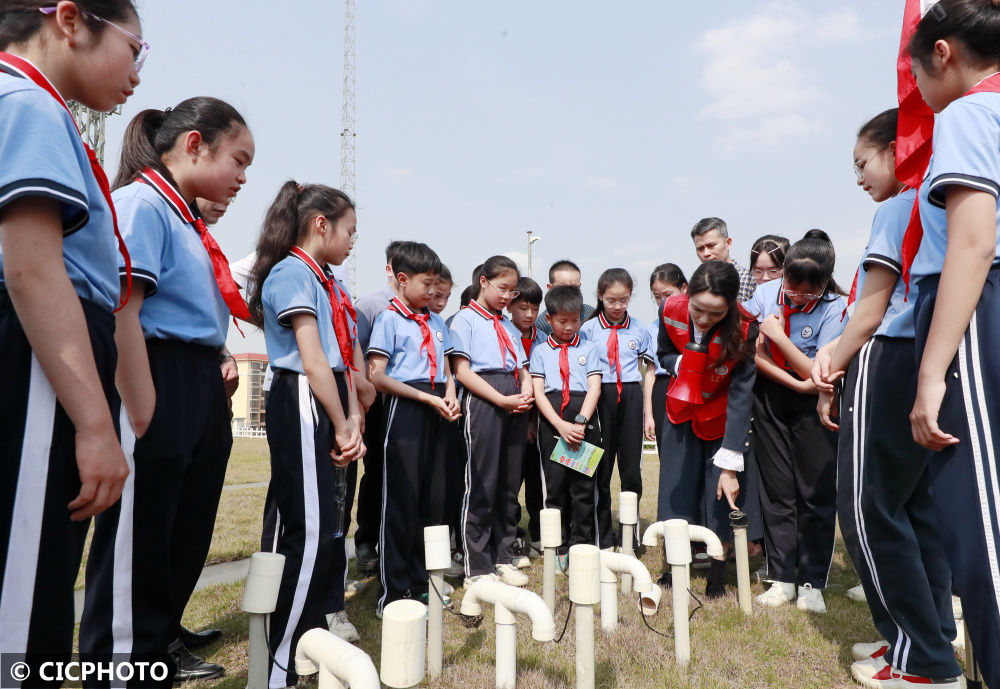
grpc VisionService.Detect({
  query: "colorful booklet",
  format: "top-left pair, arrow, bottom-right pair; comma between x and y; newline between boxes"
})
549,438 -> 604,477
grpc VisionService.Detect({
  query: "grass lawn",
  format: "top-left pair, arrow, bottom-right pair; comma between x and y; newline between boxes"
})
163,443 -> 896,689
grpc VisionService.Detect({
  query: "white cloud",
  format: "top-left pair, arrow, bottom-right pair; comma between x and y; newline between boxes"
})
697,4 -> 863,150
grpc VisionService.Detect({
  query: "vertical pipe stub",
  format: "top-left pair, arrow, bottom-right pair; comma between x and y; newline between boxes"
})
618,492 -> 638,526
729,509 -> 752,616
569,545 -> 601,605
540,508 -> 562,548
424,525 -> 452,571
380,599 -> 427,689
241,552 -> 285,613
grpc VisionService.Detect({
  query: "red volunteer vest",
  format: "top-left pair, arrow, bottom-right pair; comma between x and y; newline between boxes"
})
661,295 -> 752,441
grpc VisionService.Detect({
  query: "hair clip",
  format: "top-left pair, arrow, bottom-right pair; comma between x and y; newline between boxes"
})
163,107 -> 173,116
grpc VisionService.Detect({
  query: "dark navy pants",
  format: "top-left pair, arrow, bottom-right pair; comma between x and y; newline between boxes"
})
838,336 -> 959,678
915,269 -> 1000,686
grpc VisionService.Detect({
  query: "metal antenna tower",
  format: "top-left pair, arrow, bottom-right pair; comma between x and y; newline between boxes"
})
68,104 -> 120,166
340,0 -> 358,298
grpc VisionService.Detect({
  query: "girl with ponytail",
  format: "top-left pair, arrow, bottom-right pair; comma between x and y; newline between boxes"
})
906,1 -> 1000,681
250,182 -> 366,688
80,97 -> 254,680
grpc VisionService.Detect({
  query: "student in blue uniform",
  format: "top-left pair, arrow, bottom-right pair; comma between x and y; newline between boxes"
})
643,264 -> 688,446
905,3 -> 1000,684
656,261 -> 757,598
450,255 -> 534,587
748,235 -> 789,289
813,109 -> 961,687
0,0 -> 143,669
745,230 -> 846,614
508,277 -> 546,563
247,181 -> 364,689
530,286 -> 603,567
368,242 -> 460,616
79,97 -> 254,685
580,268 -> 654,549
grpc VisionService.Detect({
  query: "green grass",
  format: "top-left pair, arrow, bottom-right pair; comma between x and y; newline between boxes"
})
153,445 -> 895,689
224,438 -> 271,486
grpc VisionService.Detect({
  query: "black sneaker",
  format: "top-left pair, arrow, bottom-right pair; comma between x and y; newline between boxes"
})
705,581 -> 727,599
177,625 -> 221,649
356,542 -> 378,574
168,641 -> 224,684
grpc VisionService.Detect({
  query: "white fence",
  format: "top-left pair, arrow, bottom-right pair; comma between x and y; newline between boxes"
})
232,427 -> 267,438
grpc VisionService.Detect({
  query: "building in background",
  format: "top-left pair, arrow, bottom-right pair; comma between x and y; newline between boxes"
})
232,353 -> 268,434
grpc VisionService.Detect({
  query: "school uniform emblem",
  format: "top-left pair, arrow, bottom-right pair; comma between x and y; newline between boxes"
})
436,330 -> 444,341
628,340 -> 637,350
578,355 -> 587,366
715,365 -> 729,376
801,326 -> 814,339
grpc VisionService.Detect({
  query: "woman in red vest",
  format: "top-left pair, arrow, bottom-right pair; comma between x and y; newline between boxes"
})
655,261 -> 758,598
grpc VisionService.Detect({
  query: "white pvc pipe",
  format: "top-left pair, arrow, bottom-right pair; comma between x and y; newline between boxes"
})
423,525 -> 451,679
638,585 -> 661,616
672,563 -> 691,667
380,599 -> 427,689
569,545 -> 600,689
294,628 -> 380,689
687,524 -> 723,558
730,511 -> 752,616
241,552 -> 286,689
618,492 -> 638,592
495,603 -> 517,689
640,521 -> 666,549
540,508 -> 562,615
599,550 -> 653,631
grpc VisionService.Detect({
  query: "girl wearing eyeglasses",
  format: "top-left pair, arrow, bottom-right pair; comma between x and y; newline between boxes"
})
644,264 -> 688,445
580,268 -> 655,550
0,0 -> 145,662
813,107 -> 962,686
748,235 -> 789,287
744,230 -> 847,614
449,255 -> 534,588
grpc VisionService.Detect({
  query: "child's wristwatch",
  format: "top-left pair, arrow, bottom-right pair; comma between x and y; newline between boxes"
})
573,414 -> 587,425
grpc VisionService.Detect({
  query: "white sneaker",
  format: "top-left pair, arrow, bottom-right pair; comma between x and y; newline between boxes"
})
851,640 -> 888,661
850,656 -> 888,689
512,539 -> 532,569
326,610 -> 360,643
755,581 -> 796,607
872,665 -> 961,688
847,583 -> 867,602
446,550 -> 465,577
463,573 -> 499,588
495,563 -> 530,587
796,583 -> 826,613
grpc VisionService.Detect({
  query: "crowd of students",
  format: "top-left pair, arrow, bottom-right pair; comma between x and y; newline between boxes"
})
2,1 -> 1000,688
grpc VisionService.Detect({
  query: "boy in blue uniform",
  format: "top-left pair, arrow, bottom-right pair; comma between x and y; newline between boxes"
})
367,242 -> 460,616
509,277 -> 546,562
530,286 -> 603,564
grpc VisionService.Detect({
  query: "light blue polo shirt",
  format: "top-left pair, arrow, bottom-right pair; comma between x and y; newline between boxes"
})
578,312 -> 654,384
355,284 -> 396,352
647,320 -> 668,375
113,181 -> 230,347
911,90 -> 1000,282
262,254 -> 353,375
0,70 -> 119,312
449,301 -> 528,373
746,279 -> 847,359
529,335 -> 602,394
854,188 -> 918,339
368,301 -> 453,385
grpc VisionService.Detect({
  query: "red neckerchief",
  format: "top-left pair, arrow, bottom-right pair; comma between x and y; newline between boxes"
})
0,52 -> 131,311
289,246 -> 359,383
599,311 -> 630,402
467,299 -> 519,371
388,296 -> 437,388
547,333 -> 580,415
770,288 -> 818,370
137,168 -> 251,335
843,186 -> 914,320
521,325 -> 537,359
900,73 -> 1000,293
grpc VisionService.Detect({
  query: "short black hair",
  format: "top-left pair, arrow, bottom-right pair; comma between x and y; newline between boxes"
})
690,217 -> 728,240
459,284 -> 477,308
511,277 -> 542,306
544,285 -> 583,317
437,265 -> 453,284
548,260 -> 581,284
393,242 -> 443,278
385,240 -> 407,267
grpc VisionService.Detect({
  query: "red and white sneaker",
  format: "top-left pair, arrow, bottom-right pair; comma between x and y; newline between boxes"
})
851,640 -> 889,661
850,656 -> 888,689
870,665 -> 961,688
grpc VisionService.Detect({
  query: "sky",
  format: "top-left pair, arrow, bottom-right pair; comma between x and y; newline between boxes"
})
102,0 -> 906,354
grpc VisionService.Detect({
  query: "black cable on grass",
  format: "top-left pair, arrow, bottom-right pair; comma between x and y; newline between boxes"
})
687,588 -> 704,621
263,615 -> 290,673
553,601 -> 574,643
429,575 -> 467,619
635,587 -> 706,639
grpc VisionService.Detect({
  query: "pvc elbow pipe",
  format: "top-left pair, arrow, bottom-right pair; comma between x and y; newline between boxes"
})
640,521 -> 666,548
638,585 -> 661,616
460,580 -> 556,641
294,628 -> 380,689
599,550 -> 653,593
380,599 -> 427,688
687,524 -> 724,558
